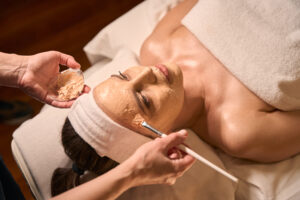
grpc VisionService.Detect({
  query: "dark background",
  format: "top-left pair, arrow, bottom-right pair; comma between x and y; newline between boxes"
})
0,0 -> 143,198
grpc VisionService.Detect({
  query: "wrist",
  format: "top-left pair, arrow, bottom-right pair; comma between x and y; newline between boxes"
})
113,158 -> 141,189
0,52 -> 28,88
117,157 -> 146,188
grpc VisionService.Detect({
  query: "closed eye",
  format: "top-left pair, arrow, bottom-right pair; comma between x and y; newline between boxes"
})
141,93 -> 151,108
135,92 -> 152,116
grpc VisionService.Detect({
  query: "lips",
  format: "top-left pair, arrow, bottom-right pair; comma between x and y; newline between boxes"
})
154,64 -> 169,82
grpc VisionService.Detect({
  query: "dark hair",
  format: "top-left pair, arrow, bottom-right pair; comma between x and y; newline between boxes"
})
51,118 -> 119,196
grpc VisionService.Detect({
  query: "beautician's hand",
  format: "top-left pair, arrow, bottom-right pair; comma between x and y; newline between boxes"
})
19,51 -> 90,108
51,130 -> 195,200
124,130 -> 195,186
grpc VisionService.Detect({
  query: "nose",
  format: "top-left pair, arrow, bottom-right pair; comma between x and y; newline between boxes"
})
131,67 -> 156,89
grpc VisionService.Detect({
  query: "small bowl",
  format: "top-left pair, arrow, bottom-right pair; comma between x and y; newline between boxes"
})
49,68 -> 84,102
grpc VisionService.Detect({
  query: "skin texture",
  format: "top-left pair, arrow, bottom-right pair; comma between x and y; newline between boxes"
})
95,0 -> 300,163
93,63 -> 184,137
142,0 -> 300,163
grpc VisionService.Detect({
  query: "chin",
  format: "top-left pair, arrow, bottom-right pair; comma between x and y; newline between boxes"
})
165,63 -> 183,87
166,63 -> 182,75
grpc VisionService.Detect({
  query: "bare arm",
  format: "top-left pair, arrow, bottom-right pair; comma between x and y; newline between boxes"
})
244,110 -> 300,162
51,131 -> 195,200
152,0 -> 198,36
0,52 -> 25,87
140,0 -> 198,65
223,109 -> 300,163
51,162 -> 133,200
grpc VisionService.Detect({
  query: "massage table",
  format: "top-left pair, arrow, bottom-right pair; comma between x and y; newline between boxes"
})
11,0 -> 300,199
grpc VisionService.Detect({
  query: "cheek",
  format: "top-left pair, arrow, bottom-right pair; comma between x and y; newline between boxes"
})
122,107 -> 142,126
157,88 -> 182,112
95,82 -> 144,126
149,88 -> 183,131
130,114 -> 144,131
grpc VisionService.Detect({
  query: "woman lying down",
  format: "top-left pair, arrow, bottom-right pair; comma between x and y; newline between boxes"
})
52,0 -> 300,198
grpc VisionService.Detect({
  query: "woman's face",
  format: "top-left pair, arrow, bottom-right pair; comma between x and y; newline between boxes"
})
93,63 -> 184,137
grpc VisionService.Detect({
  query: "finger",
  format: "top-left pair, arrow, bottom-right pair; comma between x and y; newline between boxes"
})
44,96 -> 75,108
51,100 -> 74,108
59,53 -> 81,69
168,148 -> 179,159
160,130 -> 188,153
165,177 -> 176,185
169,152 -> 182,160
169,152 -> 179,159
168,148 -> 182,159
173,154 -> 195,173
82,85 -> 91,94
54,100 -> 74,108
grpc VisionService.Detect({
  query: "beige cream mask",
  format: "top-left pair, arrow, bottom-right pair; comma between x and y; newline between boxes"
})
49,68 -> 84,101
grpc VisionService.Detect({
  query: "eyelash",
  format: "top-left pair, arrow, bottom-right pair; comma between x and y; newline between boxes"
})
141,93 -> 151,108
112,71 -> 151,109
118,71 -> 128,80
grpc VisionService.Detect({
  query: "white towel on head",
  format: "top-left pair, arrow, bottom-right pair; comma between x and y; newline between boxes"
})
182,0 -> 300,111
68,91 -> 151,163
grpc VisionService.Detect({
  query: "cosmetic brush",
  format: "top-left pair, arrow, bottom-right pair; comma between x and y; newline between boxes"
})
141,121 -> 238,183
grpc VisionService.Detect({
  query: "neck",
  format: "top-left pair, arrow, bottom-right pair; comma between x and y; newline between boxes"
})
171,64 -> 206,131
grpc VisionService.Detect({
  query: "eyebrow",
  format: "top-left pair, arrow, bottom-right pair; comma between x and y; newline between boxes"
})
110,74 -> 123,79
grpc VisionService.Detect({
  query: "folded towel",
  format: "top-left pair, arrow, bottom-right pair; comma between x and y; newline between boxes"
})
182,0 -> 300,111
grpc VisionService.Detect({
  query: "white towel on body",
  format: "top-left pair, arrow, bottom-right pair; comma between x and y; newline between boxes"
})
182,0 -> 300,111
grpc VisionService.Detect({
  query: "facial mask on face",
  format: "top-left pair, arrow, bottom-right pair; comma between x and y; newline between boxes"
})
68,91 -> 151,163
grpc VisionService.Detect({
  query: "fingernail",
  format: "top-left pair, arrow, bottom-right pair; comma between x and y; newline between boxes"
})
178,130 -> 187,136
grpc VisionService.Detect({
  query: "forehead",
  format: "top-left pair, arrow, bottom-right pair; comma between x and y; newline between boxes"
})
124,66 -> 144,73
94,79 -> 140,115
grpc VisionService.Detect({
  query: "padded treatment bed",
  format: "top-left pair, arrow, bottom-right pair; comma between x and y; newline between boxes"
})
12,0 -> 300,199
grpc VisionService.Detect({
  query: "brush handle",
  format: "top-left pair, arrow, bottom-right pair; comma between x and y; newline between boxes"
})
178,144 -> 238,183
161,133 -> 238,183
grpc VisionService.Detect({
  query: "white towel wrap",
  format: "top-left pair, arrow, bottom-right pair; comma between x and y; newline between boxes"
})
182,0 -> 300,111
68,91 -> 151,163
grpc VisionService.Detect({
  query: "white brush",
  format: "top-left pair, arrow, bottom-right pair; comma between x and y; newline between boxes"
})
141,121 -> 238,183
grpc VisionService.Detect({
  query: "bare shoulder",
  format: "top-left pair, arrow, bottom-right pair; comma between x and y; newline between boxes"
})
139,0 -> 198,65
213,92 -> 300,162
201,67 -> 279,156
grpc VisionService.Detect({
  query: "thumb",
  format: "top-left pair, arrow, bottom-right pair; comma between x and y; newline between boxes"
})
59,52 -> 81,69
161,130 -> 188,153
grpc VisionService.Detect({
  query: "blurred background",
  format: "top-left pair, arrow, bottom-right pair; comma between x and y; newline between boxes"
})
0,0 -> 143,199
